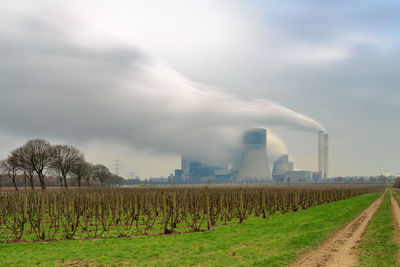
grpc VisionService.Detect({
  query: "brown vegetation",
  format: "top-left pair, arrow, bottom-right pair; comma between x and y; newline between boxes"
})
0,186 -> 370,241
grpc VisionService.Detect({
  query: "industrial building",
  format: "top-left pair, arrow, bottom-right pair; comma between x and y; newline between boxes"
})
177,156 -> 216,183
272,131 -> 329,184
272,154 -> 294,182
284,171 -> 313,183
174,128 -> 329,184
175,128 -> 273,184
272,155 -> 314,184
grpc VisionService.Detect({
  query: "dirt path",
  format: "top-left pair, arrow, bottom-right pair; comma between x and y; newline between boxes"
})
291,194 -> 384,267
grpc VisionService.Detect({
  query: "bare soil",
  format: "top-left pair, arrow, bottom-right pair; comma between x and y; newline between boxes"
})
291,194 -> 384,267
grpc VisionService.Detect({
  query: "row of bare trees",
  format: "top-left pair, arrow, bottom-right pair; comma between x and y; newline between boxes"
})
0,186 -> 370,241
0,139 -> 124,190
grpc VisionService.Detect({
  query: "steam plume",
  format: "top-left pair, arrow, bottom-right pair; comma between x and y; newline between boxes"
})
0,18 -> 326,167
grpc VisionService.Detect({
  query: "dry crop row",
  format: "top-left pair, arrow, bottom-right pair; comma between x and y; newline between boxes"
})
0,186 -> 369,241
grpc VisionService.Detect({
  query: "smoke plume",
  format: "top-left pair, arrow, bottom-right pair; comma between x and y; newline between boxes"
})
0,16 -> 326,168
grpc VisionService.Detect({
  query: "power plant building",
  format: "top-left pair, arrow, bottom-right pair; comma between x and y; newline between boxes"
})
174,128 -> 328,184
284,171 -> 313,183
272,154 -> 294,182
272,155 -> 294,175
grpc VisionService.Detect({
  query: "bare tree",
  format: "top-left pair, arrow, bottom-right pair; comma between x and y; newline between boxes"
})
53,168 -> 65,188
85,162 -> 94,186
70,158 -> 92,187
0,155 -> 20,191
19,139 -> 53,190
51,144 -> 83,189
23,169 -> 35,190
0,158 -> 5,190
92,164 -> 111,186
11,147 -> 35,190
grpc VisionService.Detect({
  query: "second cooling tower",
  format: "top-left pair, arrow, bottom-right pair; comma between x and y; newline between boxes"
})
237,128 -> 272,181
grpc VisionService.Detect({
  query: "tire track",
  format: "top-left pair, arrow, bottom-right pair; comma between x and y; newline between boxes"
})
291,194 -> 384,267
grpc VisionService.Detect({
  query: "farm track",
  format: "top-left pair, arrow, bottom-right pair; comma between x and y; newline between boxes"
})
291,193 -> 384,267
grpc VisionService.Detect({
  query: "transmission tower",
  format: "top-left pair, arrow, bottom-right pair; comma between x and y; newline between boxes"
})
112,158 -> 122,176
128,171 -> 136,180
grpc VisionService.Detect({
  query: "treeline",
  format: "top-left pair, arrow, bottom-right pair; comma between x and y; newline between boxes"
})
0,139 -> 125,190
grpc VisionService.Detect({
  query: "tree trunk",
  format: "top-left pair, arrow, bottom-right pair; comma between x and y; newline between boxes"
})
29,176 -> 34,190
63,175 -> 68,189
58,176 -> 63,188
38,173 -> 46,190
12,178 -> 18,191
205,186 -> 211,230
86,178 -> 90,186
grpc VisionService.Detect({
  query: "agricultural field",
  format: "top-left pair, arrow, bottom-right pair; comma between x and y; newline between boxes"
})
0,185 -> 399,266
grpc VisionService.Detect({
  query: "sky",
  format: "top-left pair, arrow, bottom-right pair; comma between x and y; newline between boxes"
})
0,0 -> 399,178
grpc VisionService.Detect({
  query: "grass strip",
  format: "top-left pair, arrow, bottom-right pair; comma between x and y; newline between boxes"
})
358,192 -> 398,267
0,193 -> 380,267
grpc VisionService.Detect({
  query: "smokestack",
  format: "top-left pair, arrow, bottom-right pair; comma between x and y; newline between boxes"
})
323,133 -> 328,180
318,130 -> 325,177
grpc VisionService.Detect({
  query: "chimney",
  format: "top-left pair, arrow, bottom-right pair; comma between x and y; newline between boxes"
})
318,131 -> 325,177
323,133 -> 328,180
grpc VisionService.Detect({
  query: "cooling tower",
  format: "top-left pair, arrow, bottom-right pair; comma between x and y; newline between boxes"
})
272,155 -> 292,176
237,128 -> 272,181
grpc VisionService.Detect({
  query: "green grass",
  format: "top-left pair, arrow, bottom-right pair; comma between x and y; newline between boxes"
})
0,193 -> 381,267
357,192 -> 399,267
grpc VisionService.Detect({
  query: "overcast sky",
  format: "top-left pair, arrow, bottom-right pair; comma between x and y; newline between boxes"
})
0,0 -> 399,178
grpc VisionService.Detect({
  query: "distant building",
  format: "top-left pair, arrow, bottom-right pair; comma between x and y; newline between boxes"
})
272,154 -> 294,182
189,161 -> 215,182
173,127 -> 328,185
174,169 -> 183,181
284,171 -> 313,183
176,155 -> 219,184
313,172 -> 323,183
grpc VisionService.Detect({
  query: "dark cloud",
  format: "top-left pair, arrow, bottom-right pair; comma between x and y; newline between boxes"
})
0,17 -> 326,168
